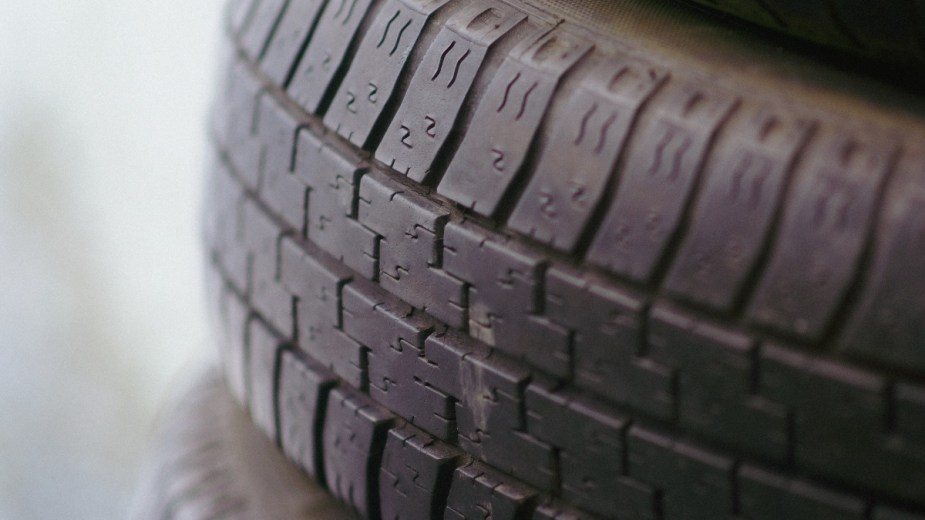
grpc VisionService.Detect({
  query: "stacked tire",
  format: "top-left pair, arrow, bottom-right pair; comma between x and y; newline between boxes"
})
193,0 -> 925,518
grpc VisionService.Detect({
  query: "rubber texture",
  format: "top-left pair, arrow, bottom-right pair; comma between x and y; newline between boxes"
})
129,367 -> 356,520
674,0 -> 925,69
205,0 -> 925,518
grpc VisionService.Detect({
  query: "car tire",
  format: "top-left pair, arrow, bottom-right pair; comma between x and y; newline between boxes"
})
204,0 -> 925,517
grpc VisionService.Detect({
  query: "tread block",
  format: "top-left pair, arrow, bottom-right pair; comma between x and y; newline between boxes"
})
526,384 -> 629,517
468,427 -> 557,493
445,461 -> 538,520
379,425 -> 461,520
221,288 -> 251,406
259,0 -> 327,85
279,238 -> 366,387
648,304 -> 789,461
279,237 -> 350,333
616,357 -> 677,422
342,282 -> 433,348
509,56 -> 667,251
760,343 -> 885,448
438,27 -> 592,216
760,344 -> 887,421
537,476 -> 660,520
203,156 -> 232,255
221,62 -> 265,191
278,349 -> 336,480
895,383 -> 925,445
318,329 -> 368,390
206,160 -> 249,290
342,285 -> 454,438
255,93 -> 309,231
240,0 -> 288,59
326,0 -> 450,148
874,507 -> 925,520
627,426 -> 736,520
375,0 -> 527,181
854,434 -> 925,505
243,197 -> 280,282
758,345 -> 925,503
443,223 -> 570,378
738,465 -> 866,520
288,0 -> 375,114
681,391 -> 788,463
609,477 -> 660,520
532,502 -> 601,520
358,173 -> 467,328
587,82 -> 738,283
747,131 -> 894,340
455,352 -> 556,491
414,329 -> 492,406
841,153 -> 925,372
544,268 -> 675,418
322,388 -> 394,518
664,106 -> 813,311
243,200 -> 295,337
247,317 -> 284,439
293,129 -> 379,278
415,330 -> 556,490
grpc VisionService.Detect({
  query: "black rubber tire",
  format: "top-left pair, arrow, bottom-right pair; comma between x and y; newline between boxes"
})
129,367 -> 356,520
673,0 -> 925,70
205,0 -> 925,518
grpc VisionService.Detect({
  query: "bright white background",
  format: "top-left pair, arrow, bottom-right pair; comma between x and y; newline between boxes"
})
0,1 -> 225,518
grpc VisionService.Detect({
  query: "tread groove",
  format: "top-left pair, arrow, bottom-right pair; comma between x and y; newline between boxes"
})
204,0 -> 925,517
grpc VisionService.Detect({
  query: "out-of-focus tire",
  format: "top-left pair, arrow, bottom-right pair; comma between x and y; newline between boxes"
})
674,0 -> 925,69
129,367 -> 356,520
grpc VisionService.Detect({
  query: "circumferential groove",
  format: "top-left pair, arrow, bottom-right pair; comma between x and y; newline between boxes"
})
205,0 -> 925,517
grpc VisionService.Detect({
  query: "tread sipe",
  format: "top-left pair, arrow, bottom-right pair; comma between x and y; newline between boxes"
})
205,0 -> 925,518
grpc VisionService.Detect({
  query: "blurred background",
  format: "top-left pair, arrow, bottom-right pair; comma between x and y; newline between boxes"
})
0,0 -> 224,518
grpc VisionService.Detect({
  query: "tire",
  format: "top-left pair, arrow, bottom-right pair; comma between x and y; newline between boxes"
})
204,0 -> 925,518
129,367 -> 355,520
673,0 -> 925,69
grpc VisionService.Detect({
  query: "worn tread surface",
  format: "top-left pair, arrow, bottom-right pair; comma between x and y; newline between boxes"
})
205,0 -> 925,518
